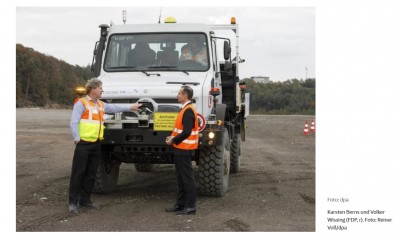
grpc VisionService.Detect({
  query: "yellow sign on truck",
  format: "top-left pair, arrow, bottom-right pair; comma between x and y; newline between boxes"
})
153,112 -> 178,131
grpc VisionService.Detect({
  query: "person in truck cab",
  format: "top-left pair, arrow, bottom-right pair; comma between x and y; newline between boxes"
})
180,37 -> 207,66
68,78 -> 141,214
128,42 -> 156,67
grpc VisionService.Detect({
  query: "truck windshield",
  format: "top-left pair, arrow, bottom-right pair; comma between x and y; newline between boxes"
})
104,33 -> 209,72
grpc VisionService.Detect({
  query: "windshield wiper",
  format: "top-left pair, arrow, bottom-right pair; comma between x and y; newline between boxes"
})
179,70 -> 189,75
141,70 -> 160,77
107,66 -> 137,71
140,70 -> 150,76
148,66 -> 189,75
106,66 -> 160,76
166,82 -> 200,86
148,66 -> 176,69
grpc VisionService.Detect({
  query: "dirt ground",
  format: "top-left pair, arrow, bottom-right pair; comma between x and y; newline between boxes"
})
16,108 -> 315,232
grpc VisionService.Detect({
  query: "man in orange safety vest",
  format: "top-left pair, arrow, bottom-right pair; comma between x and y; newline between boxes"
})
165,85 -> 199,215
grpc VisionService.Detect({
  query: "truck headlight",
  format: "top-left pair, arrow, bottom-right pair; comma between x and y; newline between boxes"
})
208,132 -> 215,139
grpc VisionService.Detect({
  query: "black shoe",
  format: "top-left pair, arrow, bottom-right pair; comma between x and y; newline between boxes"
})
175,207 -> 196,215
165,205 -> 184,212
68,204 -> 79,214
79,201 -> 100,209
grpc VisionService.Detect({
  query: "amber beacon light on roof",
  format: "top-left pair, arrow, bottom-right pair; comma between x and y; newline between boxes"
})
164,16 -> 177,23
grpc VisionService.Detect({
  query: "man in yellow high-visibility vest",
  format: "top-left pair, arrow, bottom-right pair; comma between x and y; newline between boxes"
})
68,78 -> 141,214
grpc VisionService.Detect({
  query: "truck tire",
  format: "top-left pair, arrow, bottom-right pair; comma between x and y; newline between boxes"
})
230,133 -> 241,173
93,146 -> 120,193
198,128 -> 230,197
134,163 -> 154,172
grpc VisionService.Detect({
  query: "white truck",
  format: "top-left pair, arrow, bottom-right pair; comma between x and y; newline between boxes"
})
86,17 -> 249,197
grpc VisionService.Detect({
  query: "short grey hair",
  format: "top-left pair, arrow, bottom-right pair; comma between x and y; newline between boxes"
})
85,78 -> 102,94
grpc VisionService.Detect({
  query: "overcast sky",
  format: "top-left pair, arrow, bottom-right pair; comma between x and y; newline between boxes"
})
16,7 -> 315,82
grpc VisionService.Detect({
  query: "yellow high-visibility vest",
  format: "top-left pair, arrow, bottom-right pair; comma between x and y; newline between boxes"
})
78,97 -> 105,142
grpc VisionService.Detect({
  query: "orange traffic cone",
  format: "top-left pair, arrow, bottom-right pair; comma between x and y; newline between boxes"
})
310,119 -> 315,133
304,121 -> 309,136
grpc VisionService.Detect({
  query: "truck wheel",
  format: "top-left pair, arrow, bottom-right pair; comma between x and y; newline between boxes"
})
93,146 -> 120,194
198,128 -> 230,197
134,163 -> 154,172
230,133 -> 241,173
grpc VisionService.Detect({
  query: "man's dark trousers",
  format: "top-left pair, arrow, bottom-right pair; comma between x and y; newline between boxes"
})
69,141 -> 101,204
174,152 -> 196,208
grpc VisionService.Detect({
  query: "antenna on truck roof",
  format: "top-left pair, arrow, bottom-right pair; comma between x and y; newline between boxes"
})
123,10 -> 127,24
158,7 -> 162,24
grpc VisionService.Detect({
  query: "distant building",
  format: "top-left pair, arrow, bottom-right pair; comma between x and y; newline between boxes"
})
251,76 -> 270,83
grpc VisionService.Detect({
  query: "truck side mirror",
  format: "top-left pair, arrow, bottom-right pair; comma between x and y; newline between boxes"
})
223,41 -> 231,60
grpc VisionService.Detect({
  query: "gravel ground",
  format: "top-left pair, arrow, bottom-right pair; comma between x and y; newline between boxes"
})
16,108 -> 315,232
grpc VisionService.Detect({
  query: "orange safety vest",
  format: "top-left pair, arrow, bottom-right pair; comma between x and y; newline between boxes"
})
171,103 -> 199,150
78,97 -> 105,142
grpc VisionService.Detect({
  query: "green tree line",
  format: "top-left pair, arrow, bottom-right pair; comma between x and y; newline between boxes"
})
243,78 -> 315,115
16,44 -> 91,108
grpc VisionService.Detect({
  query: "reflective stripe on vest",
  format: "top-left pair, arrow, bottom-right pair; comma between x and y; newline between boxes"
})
171,103 -> 199,150
78,97 -> 105,142
173,128 -> 199,135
